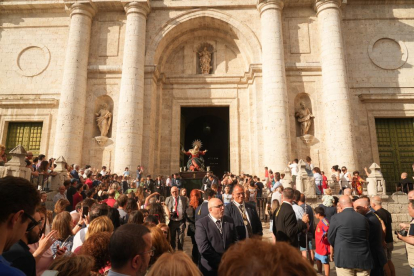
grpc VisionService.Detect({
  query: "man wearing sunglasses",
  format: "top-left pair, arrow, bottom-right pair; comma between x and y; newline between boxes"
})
3,211 -> 47,276
0,176 -> 40,276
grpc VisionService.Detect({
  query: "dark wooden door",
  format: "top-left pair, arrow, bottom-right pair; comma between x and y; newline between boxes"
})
375,118 -> 414,192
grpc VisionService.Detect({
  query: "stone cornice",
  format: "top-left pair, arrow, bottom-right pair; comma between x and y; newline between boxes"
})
0,98 -> 58,107
257,0 -> 284,15
358,93 -> 414,103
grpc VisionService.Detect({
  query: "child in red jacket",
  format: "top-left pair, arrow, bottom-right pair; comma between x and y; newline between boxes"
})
314,207 -> 333,276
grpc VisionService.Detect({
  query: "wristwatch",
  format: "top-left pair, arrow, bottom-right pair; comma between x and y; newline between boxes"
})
78,224 -> 83,227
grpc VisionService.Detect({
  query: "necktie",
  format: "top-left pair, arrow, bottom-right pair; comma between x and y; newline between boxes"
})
175,197 -> 179,217
216,220 -> 222,234
239,204 -> 253,237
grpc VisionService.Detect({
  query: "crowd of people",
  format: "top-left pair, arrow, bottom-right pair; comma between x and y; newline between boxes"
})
1,151 -> 414,276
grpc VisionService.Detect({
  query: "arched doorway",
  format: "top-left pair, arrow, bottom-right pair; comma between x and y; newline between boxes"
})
181,107 -> 229,176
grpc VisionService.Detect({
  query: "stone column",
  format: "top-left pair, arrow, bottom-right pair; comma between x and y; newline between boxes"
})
114,1 -> 150,174
315,0 -> 356,168
257,0 -> 291,172
53,3 -> 96,165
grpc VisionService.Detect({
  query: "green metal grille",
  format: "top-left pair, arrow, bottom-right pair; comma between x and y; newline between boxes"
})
375,118 -> 414,193
6,122 -> 43,158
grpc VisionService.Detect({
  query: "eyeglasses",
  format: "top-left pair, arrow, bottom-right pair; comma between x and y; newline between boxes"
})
140,247 -> 155,257
24,212 -> 43,232
212,204 -> 224,209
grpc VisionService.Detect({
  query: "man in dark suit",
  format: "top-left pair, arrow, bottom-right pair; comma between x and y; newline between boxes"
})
201,171 -> 212,191
354,197 -> 387,276
328,195 -> 373,275
165,186 -> 188,250
272,187 -> 309,247
224,184 -> 262,240
196,188 -> 216,221
172,173 -> 182,190
195,198 -> 237,276
144,175 -> 155,194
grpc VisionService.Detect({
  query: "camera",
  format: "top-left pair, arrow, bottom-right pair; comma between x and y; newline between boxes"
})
395,229 -> 408,237
170,211 -> 178,220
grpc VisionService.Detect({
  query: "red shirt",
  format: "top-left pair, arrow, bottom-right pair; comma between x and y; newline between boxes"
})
315,218 -> 330,255
72,192 -> 83,210
85,178 -> 93,189
103,198 -> 116,208
322,175 -> 328,189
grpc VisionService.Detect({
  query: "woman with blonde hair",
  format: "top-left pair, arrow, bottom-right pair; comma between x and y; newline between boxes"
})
54,199 -> 70,215
51,211 -> 74,255
48,255 -> 94,276
147,251 -> 201,276
85,215 -> 114,240
157,223 -> 171,243
148,226 -> 173,266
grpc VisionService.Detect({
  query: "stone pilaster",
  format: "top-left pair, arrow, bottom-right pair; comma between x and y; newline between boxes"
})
114,1 -> 150,174
257,0 -> 291,173
53,3 -> 96,165
315,0 -> 356,169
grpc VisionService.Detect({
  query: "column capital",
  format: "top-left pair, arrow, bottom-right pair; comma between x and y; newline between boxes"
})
65,2 -> 97,19
314,0 -> 341,15
257,0 -> 284,16
123,1 -> 151,17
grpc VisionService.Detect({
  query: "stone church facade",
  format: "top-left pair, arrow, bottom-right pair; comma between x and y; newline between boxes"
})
1,0 -> 413,185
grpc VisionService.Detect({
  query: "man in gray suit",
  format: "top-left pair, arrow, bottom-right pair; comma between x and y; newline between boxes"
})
165,186 -> 188,250
328,196 -> 373,276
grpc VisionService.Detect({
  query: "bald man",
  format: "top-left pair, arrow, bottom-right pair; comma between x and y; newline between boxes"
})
195,198 -> 237,276
165,186 -> 188,250
328,196 -> 373,276
371,196 -> 394,269
408,190 -> 414,200
354,198 -> 387,276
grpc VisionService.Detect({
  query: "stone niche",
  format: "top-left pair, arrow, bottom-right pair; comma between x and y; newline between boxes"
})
294,93 -> 314,138
94,95 -> 114,139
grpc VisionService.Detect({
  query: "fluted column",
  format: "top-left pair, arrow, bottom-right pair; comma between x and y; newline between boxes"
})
114,1 -> 150,174
257,0 -> 291,172
315,0 -> 356,168
53,3 -> 95,164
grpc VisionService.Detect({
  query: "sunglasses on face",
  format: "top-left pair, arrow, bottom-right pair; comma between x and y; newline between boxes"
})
24,212 -> 43,232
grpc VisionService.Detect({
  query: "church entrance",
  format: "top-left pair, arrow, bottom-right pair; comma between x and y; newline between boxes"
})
180,107 -> 229,176
375,118 -> 414,192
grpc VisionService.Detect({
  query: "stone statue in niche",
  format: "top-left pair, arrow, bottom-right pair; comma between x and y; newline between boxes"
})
198,47 -> 212,74
295,101 -> 314,136
96,103 -> 112,137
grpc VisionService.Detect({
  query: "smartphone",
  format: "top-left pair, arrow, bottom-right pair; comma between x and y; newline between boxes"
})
82,206 -> 88,218
42,271 -> 59,276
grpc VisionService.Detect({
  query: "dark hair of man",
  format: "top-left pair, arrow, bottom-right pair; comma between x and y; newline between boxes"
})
333,196 -> 339,205
76,183 -> 83,191
108,208 -> 121,229
102,166 -> 106,169
314,207 -> 325,217
293,190 -> 301,203
82,198 -> 96,208
249,182 -> 255,187
146,175 -> 151,178
63,180 -> 71,188
282,188 -> 294,200
203,188 -> 216,200
89,203 -> 109,222
144,215 -> 159,225
294,159 -> 299,163
359,195 -> 370,204
25,160 -> 31,167
128,210 -> 144,224
38,154 -> 45,161
75,202 -> 82,211
0,176 -> 40,223
33,157 -> 39,163
299,193 -> 306,203
211,183 -> 218,190
109,224 -> 150,269
117,195 -> 128,208
86,189 -> 94,198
